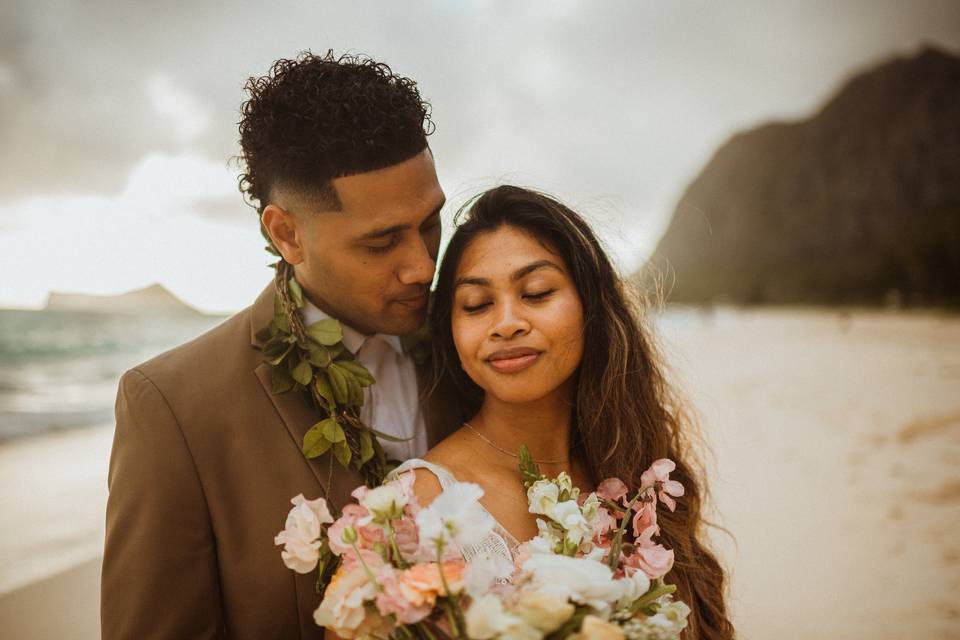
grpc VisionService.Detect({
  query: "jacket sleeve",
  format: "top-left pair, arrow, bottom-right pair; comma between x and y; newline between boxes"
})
101,368 -> 225,639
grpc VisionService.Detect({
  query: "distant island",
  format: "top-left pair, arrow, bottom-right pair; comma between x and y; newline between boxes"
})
44,284 -> 202,315
638,45 -> 960,307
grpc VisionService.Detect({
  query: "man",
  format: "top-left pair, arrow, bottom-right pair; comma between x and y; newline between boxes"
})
102,52 -> 460,639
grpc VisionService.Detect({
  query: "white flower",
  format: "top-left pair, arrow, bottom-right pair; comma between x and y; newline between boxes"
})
534,518 -> 563,552
466,595 -> 543,640
527,479 -> 560,516
551,500 -> 591,546
514,592 -> 575,633
274,494 -> 333,573
620,599 -> 691,640
415,482 -> 495,552
615,570 -> 651,609
464,554 -> 516,598
359,484 -> 407,522
522,554 -> 628,611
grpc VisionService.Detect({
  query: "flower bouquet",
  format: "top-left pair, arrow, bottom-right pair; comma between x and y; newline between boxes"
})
275,449 -> 690,639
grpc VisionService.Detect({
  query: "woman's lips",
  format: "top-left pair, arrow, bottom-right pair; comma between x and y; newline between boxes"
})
486,347 -> 542,373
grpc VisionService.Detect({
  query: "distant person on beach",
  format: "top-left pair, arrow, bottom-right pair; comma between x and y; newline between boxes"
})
101,52 -> 460,639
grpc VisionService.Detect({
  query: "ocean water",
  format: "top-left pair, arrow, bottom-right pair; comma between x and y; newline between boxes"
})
0,310 -> 227,440
0,305 -> 714,442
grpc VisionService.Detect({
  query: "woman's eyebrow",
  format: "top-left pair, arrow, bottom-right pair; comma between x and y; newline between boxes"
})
455,259 -> 563,288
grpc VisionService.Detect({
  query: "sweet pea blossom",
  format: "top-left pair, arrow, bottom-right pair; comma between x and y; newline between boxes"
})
551,500 -> 592,546
359,484 -> 408,522
313,565 -> 389,639
465,594 -> 527,640
631,498 -> 659,538
273,494 -> 334,573
415,481 -> 495,552
527,479 -> 560,516
374,565 -> 433,624
522,553 -> 627,610
623,526 -> 675,580
640,459 -> 685,512
464,554 -> 517,598
597,477 -> 629,504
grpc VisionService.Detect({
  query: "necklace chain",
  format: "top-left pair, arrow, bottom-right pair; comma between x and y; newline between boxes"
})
463,422 -> 569,465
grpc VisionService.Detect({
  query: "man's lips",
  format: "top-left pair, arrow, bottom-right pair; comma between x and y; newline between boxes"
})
394,292 -> 428,310
485,347 -> 542,373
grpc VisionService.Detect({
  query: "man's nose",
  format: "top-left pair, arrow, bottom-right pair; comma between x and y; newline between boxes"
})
396,237 -> 436,286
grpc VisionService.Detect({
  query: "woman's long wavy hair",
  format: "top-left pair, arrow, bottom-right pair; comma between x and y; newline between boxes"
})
430,185 -> 735,640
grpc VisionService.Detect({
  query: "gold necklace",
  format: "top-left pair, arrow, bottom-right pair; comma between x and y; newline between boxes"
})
463,422 -> 569,465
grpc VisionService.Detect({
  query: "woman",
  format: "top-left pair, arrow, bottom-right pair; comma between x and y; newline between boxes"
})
391,185 -> 734,639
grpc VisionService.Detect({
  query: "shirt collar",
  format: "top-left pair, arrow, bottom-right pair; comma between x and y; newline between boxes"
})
301,298 -> 405,357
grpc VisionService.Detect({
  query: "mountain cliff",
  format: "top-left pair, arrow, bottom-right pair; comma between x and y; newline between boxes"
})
640,46 -> 960,306
44,284 -> 200,314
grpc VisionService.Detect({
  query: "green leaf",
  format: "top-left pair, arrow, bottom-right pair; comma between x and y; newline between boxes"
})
326,363 -> 350,405
306,318 -> 343,346
336,360 -> 376,386
271,365 -> 295,394
288,278 -> 304,309
303,422 -> 334,458
254,322 -> 276,343
359,430 -> 375,464
322,418 -> 346,443
314,372 -> 335,406
518,444 -> 544,489
264,339 -> 294,365
306,344 -> 332,368
291,359 -> 313,386
344,372 -> 364,406
333,439 -> 352,466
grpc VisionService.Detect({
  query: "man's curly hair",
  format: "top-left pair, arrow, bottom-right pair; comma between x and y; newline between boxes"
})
238,51 -> 434,213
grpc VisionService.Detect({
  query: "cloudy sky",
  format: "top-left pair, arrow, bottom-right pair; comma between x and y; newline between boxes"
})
1,0 -> 958,312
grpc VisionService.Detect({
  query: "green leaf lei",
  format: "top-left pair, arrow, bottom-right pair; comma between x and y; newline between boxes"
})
259,260 -> 429,487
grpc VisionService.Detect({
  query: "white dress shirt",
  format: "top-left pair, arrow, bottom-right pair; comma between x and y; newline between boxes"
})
301,300 -> 427,461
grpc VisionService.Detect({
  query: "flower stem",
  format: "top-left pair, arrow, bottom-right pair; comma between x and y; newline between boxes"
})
351,541 -> 382,592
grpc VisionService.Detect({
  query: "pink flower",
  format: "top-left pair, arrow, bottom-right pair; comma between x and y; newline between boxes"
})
328,504 -> 374,555
640,459 -> 685,512
374,566 -> 433,624
339,547 -> 386,574
398,561 -> 466,608
392,514 -> 422,562
625,543 -> 675,580
592,506 -> 619,540
597,478 -> 629,504
623,525 -> 675,580
631,498 -> 658,538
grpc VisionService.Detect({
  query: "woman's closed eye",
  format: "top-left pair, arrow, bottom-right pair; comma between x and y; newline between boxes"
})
461,289 -> 556,313
523,289 -> 555,302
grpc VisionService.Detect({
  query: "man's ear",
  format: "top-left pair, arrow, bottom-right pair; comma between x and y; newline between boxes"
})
261,204 -> 304,264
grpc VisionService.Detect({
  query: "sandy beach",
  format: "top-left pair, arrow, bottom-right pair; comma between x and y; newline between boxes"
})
1,308 -> 958,639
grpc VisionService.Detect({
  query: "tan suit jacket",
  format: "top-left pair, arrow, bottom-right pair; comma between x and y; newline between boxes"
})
101,284 -> 462,639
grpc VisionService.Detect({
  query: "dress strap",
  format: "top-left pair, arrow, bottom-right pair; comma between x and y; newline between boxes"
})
388,458 -> 459,491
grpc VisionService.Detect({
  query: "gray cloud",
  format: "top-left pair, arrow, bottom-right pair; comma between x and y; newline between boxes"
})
1,0 -> 958,245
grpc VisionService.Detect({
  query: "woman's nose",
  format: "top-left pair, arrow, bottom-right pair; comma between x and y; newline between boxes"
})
491,300 -> 530,339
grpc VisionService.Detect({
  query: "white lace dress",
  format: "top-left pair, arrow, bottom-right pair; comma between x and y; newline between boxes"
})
387,458 -> 520,573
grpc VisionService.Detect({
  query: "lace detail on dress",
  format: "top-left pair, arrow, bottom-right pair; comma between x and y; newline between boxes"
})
387,458 -> 520,572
